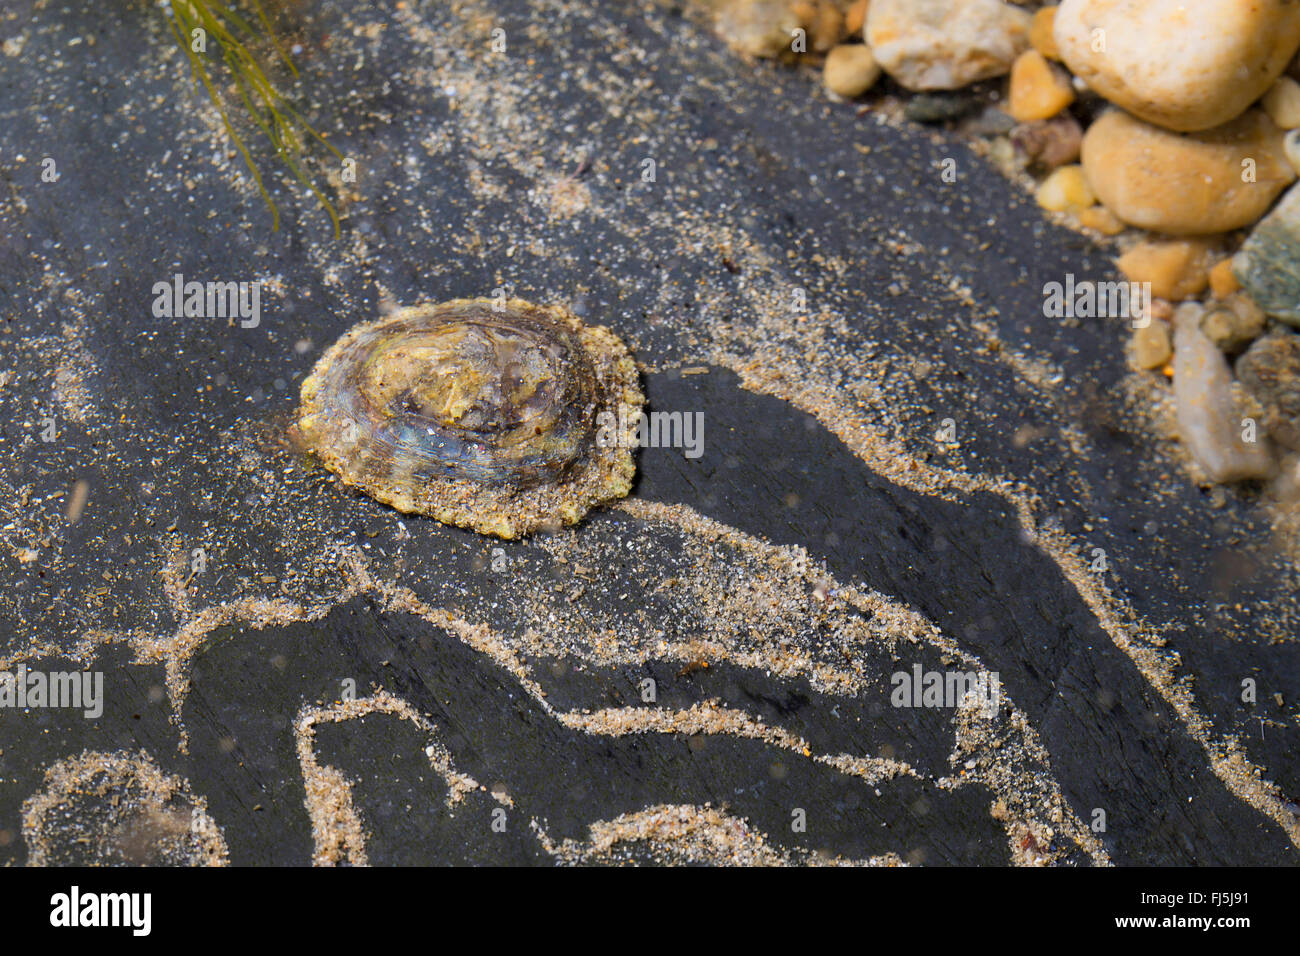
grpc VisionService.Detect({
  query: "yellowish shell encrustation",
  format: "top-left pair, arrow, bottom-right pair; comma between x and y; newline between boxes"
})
295,298 -> 645,538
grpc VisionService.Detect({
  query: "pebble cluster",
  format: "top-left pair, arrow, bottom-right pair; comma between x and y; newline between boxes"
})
710,0 -> 1300,485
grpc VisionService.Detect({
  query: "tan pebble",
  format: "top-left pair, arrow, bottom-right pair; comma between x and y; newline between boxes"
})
1199,295 -> 1265,354
1035,164 -> 1094,212
1081,109 -> 1295,235
1117,238 -> 1215,300
866,0 -> 1031,91
1208,258 -> 1241,298
1076,204 -> 1124,235
1029,6 -> 1060,60
796,0 -> 844,53
1054,0 -> 1300,132
844,0 -> 869,37
1132,321 -> 1172,370
715,0 -> 803,58
824,44 -> 882,98
1008,49 -> 1074,122
1263,76 -> 1300,130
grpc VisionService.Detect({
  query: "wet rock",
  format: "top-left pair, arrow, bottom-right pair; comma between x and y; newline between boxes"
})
1010,113 -> 1082,173
1173,303 -> 1276,482
1081,109 -> 1295,235
1236,330 -> 1300,452
866,0 -> 1031,91
1233,183 -> 1300,327
1054,0 -> 1300,132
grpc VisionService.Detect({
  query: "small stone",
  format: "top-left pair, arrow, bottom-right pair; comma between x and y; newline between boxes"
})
1263,76 -> 1300,130
1173,303 -> 1275,482
1233,182 -> 1300,326
714,0 -> 802,59
1076,205 -> 1124,235
1035,163 -> 1094,212
1054,0 -> 1300,132
1010,113 -> 1082,172
1208,258 -> 1241,299
1081,109 -> 1295,235
1199,294 -> 1266,355
903,92 -> 978,124
1131,321 -> 1172,370
1029,6 -> 1059,60
1035,166 -> 1093,214
866,0 -> 1031,91
1007,49 -> 1075,122
823,44 -> 881,98
1236,330 -> 1300,451
1286,129 -> 1300,176
794,0 -> 844,53
1116,238 -> 1214,301
965,104 -> 1017,136
844,0 -> 869,37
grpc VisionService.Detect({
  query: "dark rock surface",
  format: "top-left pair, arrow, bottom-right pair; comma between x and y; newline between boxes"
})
0,0 -> 1295,865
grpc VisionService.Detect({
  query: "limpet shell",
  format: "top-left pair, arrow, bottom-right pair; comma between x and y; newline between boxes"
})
295,298 -> 644,538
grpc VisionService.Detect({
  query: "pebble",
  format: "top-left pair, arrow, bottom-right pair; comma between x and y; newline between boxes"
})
1208,258 -> 1241,298
1035,163 -> 1093,212
823,44 -> 882,98
1076,204 -> 1124,235
903,92 -> 978,124
1054,0 -> 1300,131
1287,129 -> 1300,176
793,0 -> 845,53
866,0 -> 1031,91
1116,238 -> 1213,301
1199,294 -> 1266,355
1264,77 -> 1300,130
1007,50 -> 1075,122
1173,303 -> 1276,482
1081,108 -> 1296,235
1236,330 -> 1300,452
714,0 -> 802,58
966,104 -> 1017,136
844,0 -> 869,37
1131,320 -> 1172,370
1029,6 -> 1059,60
1232,183 -> 1300,327
1010,113 -> 1082,172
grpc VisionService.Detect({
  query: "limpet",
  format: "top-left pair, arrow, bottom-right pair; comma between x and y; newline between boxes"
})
295,298 -> 644,538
